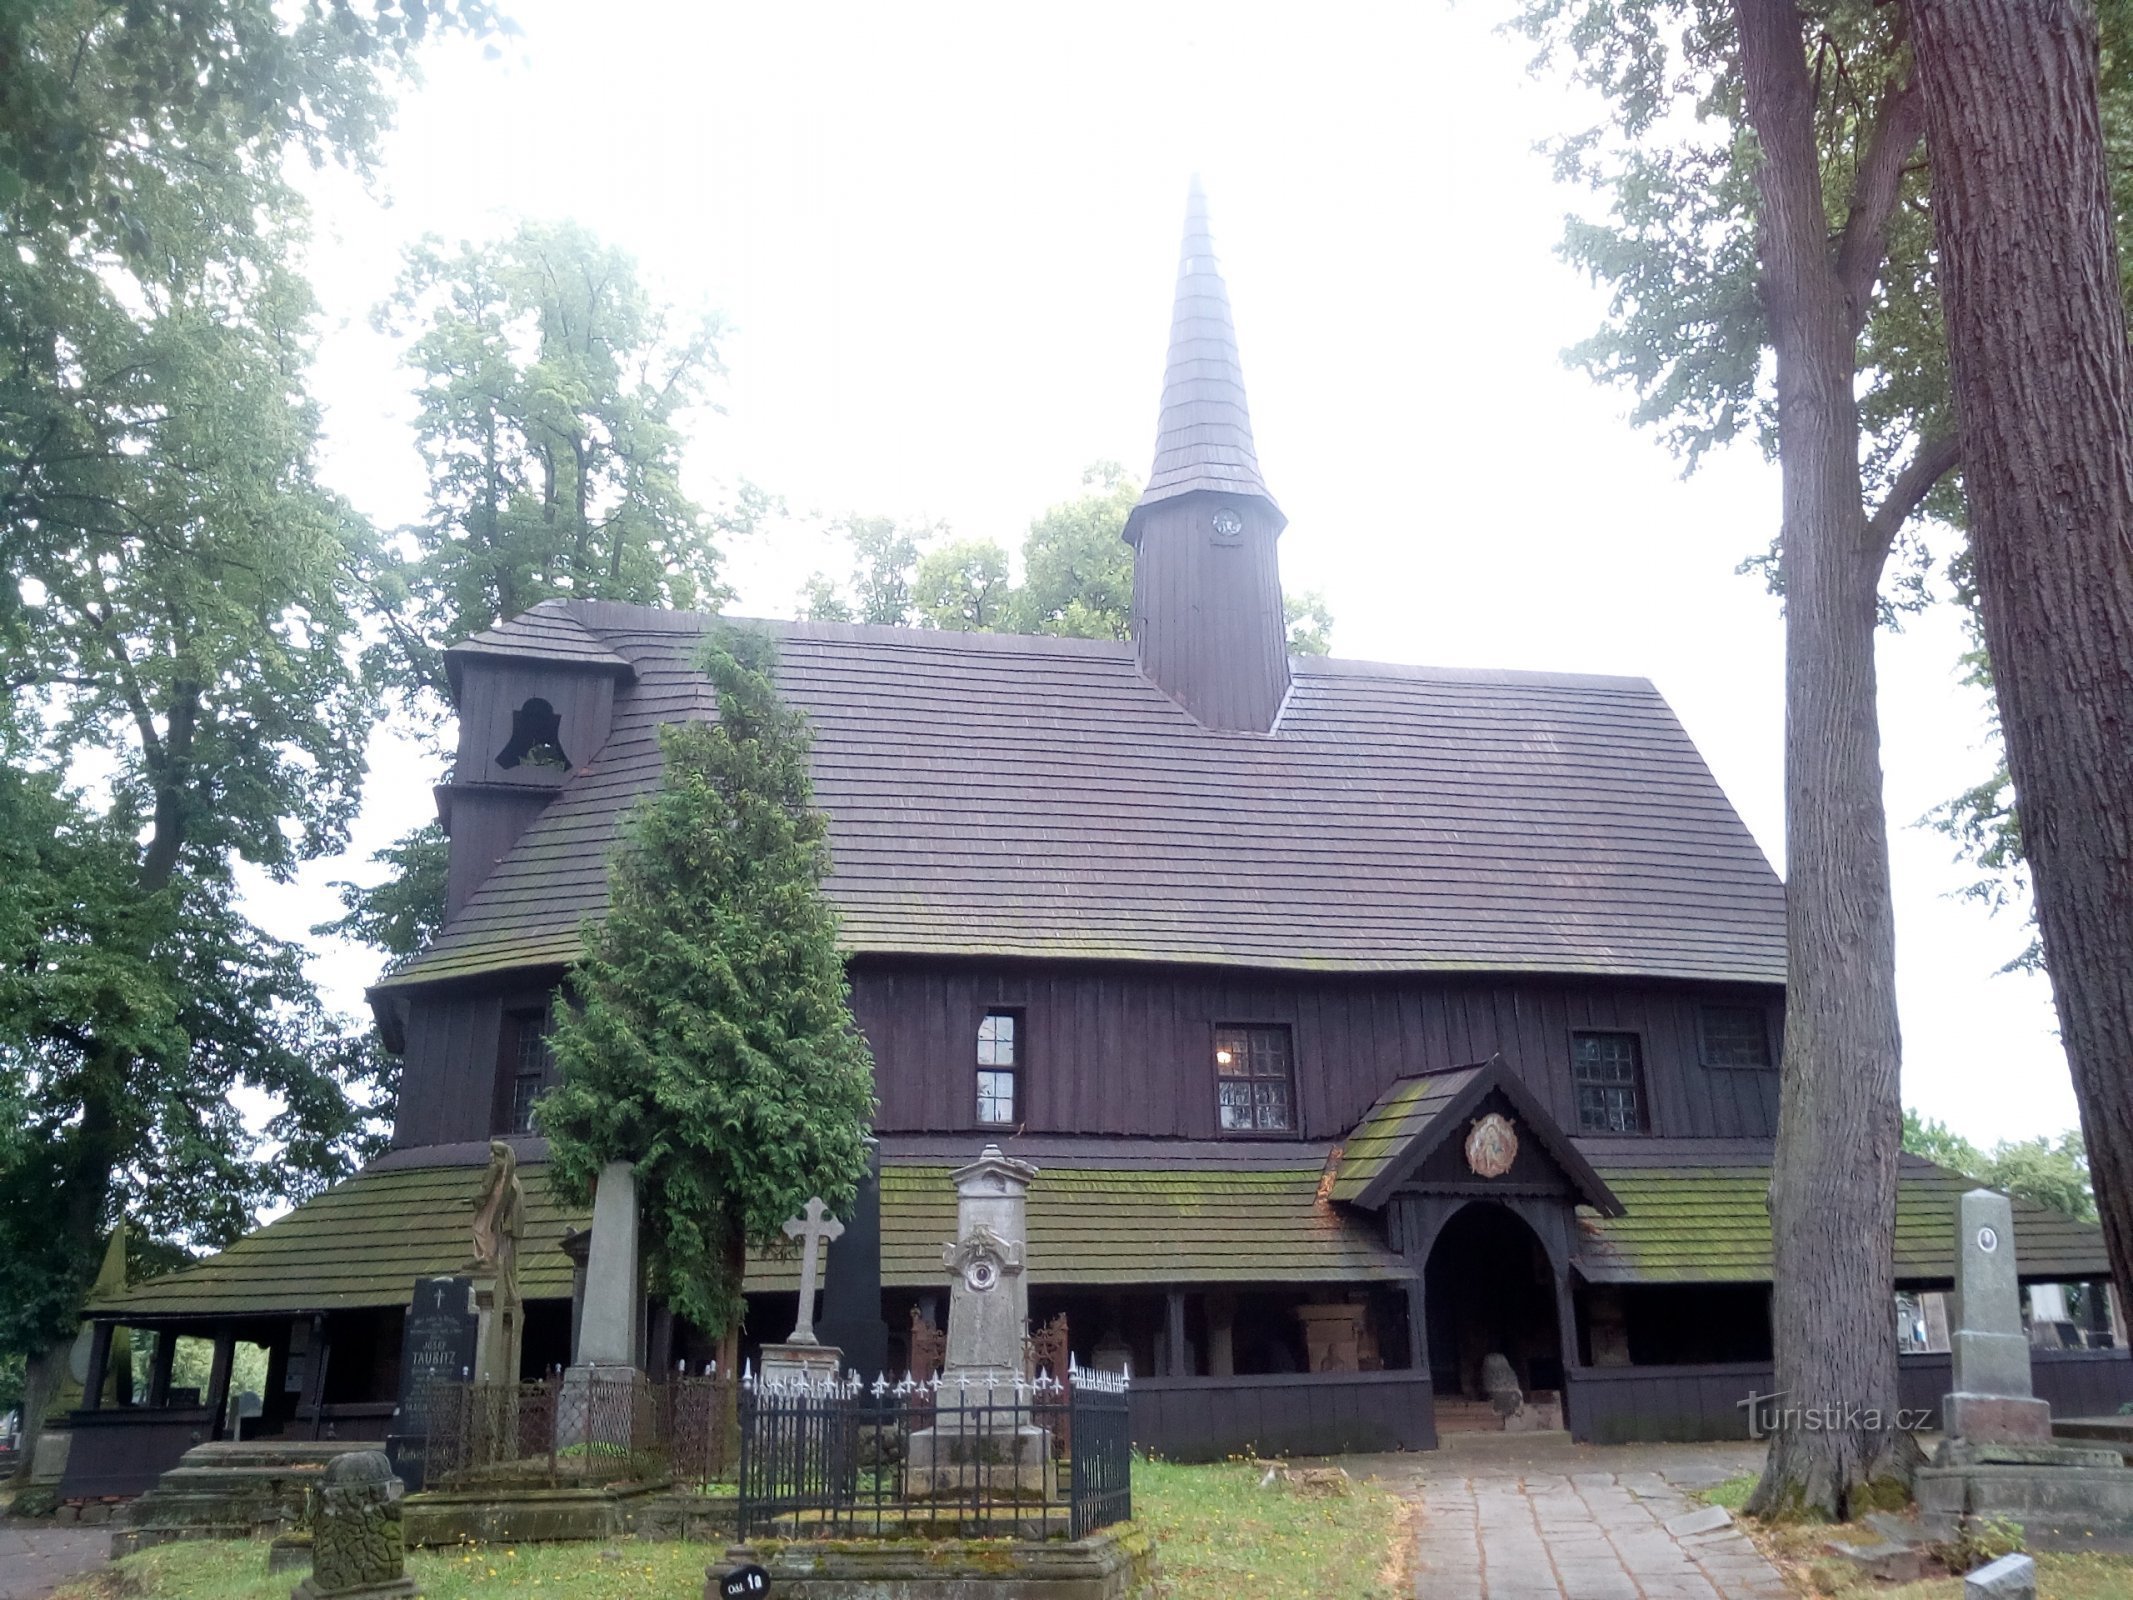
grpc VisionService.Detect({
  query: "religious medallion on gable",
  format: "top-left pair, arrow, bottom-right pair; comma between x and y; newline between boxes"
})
1464,1112 -> 1519,1179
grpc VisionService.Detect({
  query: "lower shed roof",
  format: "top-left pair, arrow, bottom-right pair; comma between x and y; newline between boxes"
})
86,1145 -> 2110,1320
88,1151 -> 1409,1319
1576,1151 -> 2111,1286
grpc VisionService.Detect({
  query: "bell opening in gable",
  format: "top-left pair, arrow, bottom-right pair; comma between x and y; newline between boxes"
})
496,697 -> 571,772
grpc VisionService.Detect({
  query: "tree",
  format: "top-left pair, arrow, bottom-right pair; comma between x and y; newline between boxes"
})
1902,1111 -> 2095,1224
0,0 -> 499,256
1908,0 -> 2133,1328
1518,0 -> 1958,1514
370,220 -> 735,697
0,0 -> 479,1482
539,625 -> 876,1354
332,222 -> 744,962
801,464 -> 1337,655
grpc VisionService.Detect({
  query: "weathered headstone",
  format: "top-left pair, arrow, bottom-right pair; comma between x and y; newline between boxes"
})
815,1140 -> 890,1382
1945,1190 -> 2050,1444
384,1276 -> 476,1492
905,1145 -> 1053,1501
1964,1551 -> 2036,1600
293,1451 -> 418,1600
561,1161 -> 644,1454
758,1197 -> 845,1388
1917,1189 -> 2133,1541
574,1161 -> 641,1368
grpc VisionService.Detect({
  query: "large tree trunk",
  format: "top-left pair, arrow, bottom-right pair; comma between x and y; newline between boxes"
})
1911,0 -> 2133,1314
1736,0 -> 1914,1518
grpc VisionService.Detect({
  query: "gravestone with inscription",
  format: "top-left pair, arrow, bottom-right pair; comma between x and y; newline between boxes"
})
758,1197 -> 846,1388
1916,1190 -> 2133,1541
384,1277 -> 476,1492
905,1145 -> 1053,1501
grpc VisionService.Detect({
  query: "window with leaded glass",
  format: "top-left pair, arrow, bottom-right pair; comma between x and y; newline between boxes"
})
1571,1031 -> 1647,1134
976,1011 -> 1019,1126
1214,1025 -> 1296,1134
504,1007 -> 553,1134
1699,1005 -> 1773,1069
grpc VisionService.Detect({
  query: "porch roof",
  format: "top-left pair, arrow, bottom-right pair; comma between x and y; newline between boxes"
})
1329,1058 -> 1623,1215
89,1148 -> 1408,1319
1574,1149 -> 2112,1286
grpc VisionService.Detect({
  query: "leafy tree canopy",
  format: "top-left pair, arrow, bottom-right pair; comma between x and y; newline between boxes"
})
1,0 -> 500,258
801,462 -> 1336,655
1902,1109 -> 2095,1223
539,626 -> 876,1336
0,0 -> 474,1384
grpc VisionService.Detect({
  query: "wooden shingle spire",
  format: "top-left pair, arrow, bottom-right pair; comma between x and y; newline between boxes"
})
1124,176 -> 1285,542
1126,179 -> 1291,733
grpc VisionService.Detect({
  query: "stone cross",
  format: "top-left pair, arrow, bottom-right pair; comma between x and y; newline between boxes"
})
781,1197 -> 844,1345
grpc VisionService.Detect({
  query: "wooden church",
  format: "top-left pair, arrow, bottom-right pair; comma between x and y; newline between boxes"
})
72,183 -> 2124,1485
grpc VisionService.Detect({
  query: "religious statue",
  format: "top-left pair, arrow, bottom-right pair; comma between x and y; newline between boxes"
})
294,1450 -> 417,1600
467,1140 -> 524,1306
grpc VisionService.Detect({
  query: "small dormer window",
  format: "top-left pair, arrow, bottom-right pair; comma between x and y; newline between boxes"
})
497,697 -> 571,771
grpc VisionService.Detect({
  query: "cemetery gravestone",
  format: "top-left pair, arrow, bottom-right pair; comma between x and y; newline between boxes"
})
759,1197 -> 846,1388
1916,1189 -> 2133,1542
292,1450 -> 418,1600
560,1161 -> 645,1455
384,1277 -> 476,1493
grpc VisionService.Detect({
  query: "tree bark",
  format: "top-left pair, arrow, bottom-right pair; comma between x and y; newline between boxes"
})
1735,0 -> 1915,1518
1910,0 -> 2133,1316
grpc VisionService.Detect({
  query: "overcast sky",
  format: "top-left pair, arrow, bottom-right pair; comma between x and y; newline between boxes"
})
263,0 -> 2073,1146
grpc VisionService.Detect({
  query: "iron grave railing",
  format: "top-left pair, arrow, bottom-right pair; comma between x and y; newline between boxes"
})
735,1366 -> 1131,1541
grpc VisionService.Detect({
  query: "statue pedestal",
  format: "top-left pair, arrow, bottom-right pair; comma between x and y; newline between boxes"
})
903,1370 -> 1054,1502
758,1342 -> 842,1388
557,1365 -> 646,1459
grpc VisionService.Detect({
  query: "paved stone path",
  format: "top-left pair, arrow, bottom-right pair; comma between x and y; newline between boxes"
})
1411,1467 -> 1788,1599
1353,1438 -> 1790,1600
0,1522 -> 106,1600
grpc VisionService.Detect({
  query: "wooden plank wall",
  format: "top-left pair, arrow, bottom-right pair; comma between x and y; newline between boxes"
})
1130,1371 -> 1438,1461
850,959 -> 1782,1142
1568,1350 -> 2133,1444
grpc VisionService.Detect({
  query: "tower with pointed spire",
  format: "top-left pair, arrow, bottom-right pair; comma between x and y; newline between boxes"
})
1124,177 -> 1291,734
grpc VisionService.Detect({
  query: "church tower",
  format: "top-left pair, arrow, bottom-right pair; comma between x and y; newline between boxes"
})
1124,178 -> 1290,734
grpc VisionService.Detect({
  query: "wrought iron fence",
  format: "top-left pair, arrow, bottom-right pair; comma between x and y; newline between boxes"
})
419,1373 -> 738,1490
735,1366 -> 1131,1541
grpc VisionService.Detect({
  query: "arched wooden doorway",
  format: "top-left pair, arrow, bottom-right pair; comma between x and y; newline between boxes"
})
1424,1201 -> 1564,1403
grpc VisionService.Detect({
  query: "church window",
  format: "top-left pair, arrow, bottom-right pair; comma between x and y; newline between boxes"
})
1699,1005 -> 1773,1069
496,697 -> 571,771
502,1006 -> 554,1134
1214,1024 -> 1295,1134
1571,1031 -> 1647,1134
976,1011 -> 1019,1125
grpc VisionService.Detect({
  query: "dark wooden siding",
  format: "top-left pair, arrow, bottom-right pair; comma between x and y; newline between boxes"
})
391,983 -> 557,1148
1568,1349 -> 2133,1444
1130,1370 -> 1437,1461
452,662 -> 617,790
849,959 -> 1782,1143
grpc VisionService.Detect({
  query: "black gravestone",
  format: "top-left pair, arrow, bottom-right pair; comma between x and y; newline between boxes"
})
384,1275 -> 476,1491
813,1140 -> 889,1382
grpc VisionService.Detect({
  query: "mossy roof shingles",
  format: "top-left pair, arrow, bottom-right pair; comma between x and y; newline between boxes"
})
92,1153 -> 1408,1318
380,600 -> 1787,995
1577,1153 -> 2111,1285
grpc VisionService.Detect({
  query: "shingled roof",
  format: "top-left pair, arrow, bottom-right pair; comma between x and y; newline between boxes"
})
1124,176 -> 1281,541
378,602 -> 1785,991
1575,1147 -> 2113,1286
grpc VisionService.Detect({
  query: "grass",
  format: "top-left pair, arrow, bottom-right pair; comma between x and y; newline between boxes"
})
1812,1552 -> 2133,1599
44,1456 -> 1411,1600
1132,1457 -> 1410,1600
1694,1471 -> 1759,1512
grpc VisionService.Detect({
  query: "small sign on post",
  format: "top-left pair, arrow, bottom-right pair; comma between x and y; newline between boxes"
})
717,1563 -> 770,1598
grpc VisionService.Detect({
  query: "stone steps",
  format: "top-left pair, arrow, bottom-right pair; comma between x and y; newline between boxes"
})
109,1439 -> 370,1558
